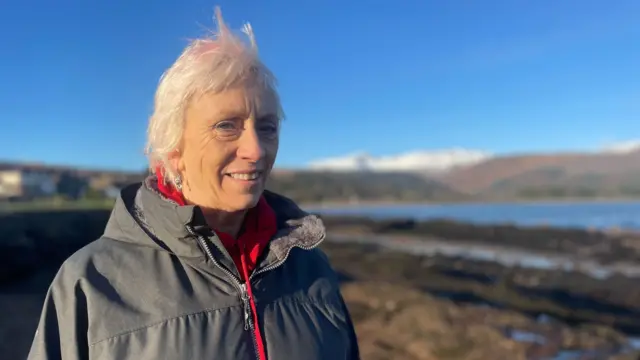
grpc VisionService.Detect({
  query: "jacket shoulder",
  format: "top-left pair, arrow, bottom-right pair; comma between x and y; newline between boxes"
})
281,246 -> 343,292
290,245 -> 337,271
306,247 -> 338,276
54,236 -> 149,286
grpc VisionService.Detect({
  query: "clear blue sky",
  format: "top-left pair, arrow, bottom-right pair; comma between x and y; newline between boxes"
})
0,0 -> 638,171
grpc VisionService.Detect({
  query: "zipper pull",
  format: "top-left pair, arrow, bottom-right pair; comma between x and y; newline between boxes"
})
240,283 -> 252,331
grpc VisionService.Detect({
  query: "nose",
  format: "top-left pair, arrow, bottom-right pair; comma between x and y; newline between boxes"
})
237,125 -> 265,161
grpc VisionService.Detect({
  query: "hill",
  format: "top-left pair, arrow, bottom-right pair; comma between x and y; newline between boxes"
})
267,171 -> 467,203
438,150 -> 640,199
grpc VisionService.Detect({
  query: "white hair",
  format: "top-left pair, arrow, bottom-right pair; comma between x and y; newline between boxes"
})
145,7 -> 283,184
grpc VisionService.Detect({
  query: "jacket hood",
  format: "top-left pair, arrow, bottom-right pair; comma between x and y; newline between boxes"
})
103,176 -> 326,270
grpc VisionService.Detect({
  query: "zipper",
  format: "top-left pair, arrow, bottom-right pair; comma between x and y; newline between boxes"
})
240,283 -> 260,355
240,284 -> 252,330
185,226 -> 261,360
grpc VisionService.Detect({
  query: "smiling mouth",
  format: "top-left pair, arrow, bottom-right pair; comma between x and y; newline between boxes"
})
225,171 -> 263,181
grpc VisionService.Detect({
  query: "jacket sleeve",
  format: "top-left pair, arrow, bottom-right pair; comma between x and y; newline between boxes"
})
338,292 -> 361,360
315,248 -> 361,359
27,264 -> 90,360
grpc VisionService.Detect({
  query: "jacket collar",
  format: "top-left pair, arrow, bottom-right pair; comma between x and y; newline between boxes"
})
103,176 -> 326,275
256,190 -> 326,273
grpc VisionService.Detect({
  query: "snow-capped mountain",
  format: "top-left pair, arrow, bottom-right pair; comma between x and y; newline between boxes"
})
307,149 -> 493,173
598,140 -> 640,154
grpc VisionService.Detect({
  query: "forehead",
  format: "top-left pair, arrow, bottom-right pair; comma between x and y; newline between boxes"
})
188,85 -> 279,119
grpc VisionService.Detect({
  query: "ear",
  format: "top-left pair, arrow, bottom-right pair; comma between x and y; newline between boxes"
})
167,150 -> 185,176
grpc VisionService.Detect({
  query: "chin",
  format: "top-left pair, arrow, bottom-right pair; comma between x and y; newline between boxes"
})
228,193 -> 262,211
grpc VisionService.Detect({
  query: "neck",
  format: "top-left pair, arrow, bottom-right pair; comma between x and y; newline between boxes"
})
200,208 -> 247,238
151,173 -> 249,238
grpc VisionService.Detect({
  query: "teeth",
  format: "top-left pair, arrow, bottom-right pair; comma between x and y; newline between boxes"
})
229,172 -> 260,181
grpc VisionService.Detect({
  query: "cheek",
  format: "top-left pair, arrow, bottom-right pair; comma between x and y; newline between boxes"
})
183,142 -> 229,182
203,143 -> 236,174
263,139 -> 279,163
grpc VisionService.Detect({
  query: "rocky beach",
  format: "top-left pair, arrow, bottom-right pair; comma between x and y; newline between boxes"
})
2,209 -> 640,359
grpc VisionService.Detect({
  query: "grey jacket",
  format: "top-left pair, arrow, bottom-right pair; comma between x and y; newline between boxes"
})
27,180 -> 359,360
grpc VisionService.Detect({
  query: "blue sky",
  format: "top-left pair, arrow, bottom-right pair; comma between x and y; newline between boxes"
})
0,1 -> 638,171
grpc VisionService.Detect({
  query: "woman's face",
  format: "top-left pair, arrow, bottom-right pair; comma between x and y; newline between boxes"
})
174,85 -> 280,212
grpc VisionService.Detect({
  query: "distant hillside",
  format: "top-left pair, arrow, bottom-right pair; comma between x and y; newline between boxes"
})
437,150 -> 640,199
266,171 -> 467,203
302,143 -> 640,201
6,146 -> 640,204
435,153 -> 585,194
0,161 -> 467,204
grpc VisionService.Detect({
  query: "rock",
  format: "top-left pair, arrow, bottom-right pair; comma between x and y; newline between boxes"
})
562,324 -> 627,350
384,301 -> 397,312
341,282 -> 529,359
323,238 -> 640,335
610,351 -> 640,360
326,239 -> 640,359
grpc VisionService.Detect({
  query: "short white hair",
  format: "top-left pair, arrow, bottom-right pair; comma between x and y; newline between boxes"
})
145,7 -> 283,184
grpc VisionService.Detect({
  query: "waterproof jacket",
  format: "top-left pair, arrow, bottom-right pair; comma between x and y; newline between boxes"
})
27,178 -> 360,360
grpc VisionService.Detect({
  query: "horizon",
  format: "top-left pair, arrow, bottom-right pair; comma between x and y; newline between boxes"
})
1,1 -> 638,170
3,139 -> 639,173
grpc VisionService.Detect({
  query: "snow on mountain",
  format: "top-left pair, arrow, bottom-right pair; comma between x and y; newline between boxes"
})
307,149 -> 493,173
599,140 -> 640,154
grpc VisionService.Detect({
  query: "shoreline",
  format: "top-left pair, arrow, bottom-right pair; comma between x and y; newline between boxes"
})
302,196 -> 640,209
327,231 -> 640,279
1,195 -> 638,214
322,236 -> 640,358
320,215 -> 640,263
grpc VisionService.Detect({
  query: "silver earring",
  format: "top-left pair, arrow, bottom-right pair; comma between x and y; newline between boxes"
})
174,176 -> 183,191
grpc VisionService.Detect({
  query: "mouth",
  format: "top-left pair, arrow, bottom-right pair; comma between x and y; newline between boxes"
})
224,170 -> 264,183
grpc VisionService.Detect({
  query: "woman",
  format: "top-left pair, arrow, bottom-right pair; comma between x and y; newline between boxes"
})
28,8 -> 360,360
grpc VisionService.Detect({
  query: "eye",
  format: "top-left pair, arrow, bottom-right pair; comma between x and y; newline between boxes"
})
257,116 -> 279,139
259,123 -> 278,133
214,121 -> 238,130
212,120 -> 241,139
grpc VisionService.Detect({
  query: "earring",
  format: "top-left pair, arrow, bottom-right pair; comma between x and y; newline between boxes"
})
174,175 -> 183,191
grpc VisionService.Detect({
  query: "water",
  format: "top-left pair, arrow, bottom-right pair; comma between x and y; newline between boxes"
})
330,233 -> 640,279
308,201 -> 640,230
314,201 -> 640,277
503,327 -> 640,359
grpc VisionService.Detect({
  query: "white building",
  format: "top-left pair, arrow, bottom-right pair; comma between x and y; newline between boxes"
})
0,169 -> 57,200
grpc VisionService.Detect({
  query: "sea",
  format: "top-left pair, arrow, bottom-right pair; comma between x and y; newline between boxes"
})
306,201 -> 640,230
310,200 -> 640,279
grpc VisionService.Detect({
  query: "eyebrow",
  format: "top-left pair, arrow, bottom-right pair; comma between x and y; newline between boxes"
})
257,113 -> 279,122
213,110 -> 250,121
209,110 -> 278,124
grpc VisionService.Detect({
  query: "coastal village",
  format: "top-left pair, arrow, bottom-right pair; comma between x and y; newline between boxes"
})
0,162 -> 143,202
